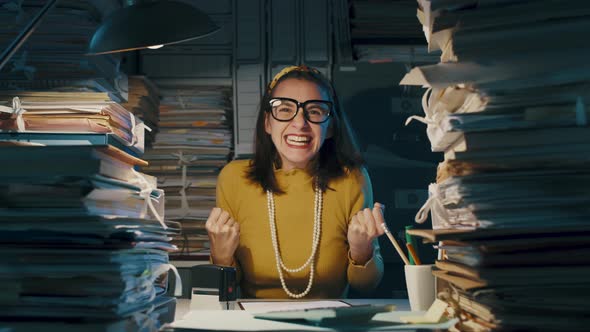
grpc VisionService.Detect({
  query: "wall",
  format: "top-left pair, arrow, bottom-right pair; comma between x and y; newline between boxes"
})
333,63 -> 441,297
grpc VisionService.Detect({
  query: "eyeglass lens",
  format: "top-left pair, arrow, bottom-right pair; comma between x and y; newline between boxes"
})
270,98 -> 331,123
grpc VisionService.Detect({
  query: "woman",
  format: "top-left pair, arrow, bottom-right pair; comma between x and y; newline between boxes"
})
206,65 -> 385,299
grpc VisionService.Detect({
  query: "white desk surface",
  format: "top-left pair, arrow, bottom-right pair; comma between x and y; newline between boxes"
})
170,298 -> 457,331
174,298 -> 411,321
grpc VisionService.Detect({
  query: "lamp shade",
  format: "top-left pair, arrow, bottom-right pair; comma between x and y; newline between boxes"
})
87,0 -> 219,55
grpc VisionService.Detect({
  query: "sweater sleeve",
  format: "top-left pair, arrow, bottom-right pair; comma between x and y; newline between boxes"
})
216,162 -> 236,217
212,161 -> 243,281
346,167 -> 385,294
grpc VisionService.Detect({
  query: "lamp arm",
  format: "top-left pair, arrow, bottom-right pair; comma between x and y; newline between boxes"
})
0,0 -> 59,72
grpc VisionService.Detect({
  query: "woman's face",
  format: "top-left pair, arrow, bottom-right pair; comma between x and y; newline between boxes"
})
265,78 -> 332,171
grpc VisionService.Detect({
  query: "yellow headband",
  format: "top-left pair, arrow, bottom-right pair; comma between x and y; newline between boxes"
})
267,65 -> 321,93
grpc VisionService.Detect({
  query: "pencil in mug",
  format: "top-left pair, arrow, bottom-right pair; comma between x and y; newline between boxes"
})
406,242 -> 422,265
382,223 -> 410,265
381,223 -> 410,265
376,203 -> 410,265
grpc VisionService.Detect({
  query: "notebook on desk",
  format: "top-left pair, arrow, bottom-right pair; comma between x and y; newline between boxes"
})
252,304 -> 396,326
239,300 -> 350,313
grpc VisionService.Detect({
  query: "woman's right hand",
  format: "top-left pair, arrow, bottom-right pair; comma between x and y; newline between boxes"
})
205,207 -> 240,266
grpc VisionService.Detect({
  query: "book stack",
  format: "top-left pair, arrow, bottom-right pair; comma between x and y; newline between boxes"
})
120,76 -> 161,148
0,92 -> 180,330
401,1 -> 590,331
141,84 -> 233,259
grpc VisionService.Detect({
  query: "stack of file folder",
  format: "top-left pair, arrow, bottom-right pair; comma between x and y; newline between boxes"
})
141,83 -> 233,259
0,91 -> 145,155
401,1 -> 590,331
350,0 -> 424,42
349,0 -> 437,62
0,98 -> 180,330
120,76 -> 161,148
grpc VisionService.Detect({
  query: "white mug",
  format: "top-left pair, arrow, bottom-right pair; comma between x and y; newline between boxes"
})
404,264 -> 436,312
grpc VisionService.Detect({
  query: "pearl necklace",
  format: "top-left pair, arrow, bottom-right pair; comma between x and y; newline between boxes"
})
266,183 -> 322,298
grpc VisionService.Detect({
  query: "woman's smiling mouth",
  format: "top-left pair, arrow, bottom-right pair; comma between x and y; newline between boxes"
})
285,134 -> 312,147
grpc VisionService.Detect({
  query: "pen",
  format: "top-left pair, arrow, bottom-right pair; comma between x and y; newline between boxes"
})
406,242 -> 422,265
380,222 -> 410,265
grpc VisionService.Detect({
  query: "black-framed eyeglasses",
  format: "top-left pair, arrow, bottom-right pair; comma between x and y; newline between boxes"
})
268,97 -> 333,124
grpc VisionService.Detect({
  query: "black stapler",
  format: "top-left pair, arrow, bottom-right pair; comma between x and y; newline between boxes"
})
190,264 -> 237,310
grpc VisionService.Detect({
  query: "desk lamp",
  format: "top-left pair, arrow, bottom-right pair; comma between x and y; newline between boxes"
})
0,0 -> 219,70
87,0 -> 220,55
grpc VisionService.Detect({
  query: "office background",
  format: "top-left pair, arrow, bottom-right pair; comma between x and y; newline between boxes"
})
4,2 -> 589,330
130,0 -> 442,298
0,0 -> 440,298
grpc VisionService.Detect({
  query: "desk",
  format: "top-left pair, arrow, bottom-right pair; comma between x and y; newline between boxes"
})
169,298 -> 454,331
174,298 -> 411,321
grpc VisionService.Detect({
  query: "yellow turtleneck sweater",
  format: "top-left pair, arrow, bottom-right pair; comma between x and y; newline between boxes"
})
215,159 -> 384,299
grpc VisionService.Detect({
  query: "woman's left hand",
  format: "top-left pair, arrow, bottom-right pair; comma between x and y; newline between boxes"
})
347,202 -> 386,265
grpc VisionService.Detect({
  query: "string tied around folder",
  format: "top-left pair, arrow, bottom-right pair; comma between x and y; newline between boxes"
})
415,183 -> 448,225
127,116 -> 152,148
150,262 -> 183,297
172,150 -> 197,217
131,263 -> 183,330
131,169 -> 167,229
167,263 -> 183,297
415,183 -> 438,223
177,95 -> 186,110
404,114 -> 434,126
405,88 -> 433,126
145,263 -> 183,298
405,87 -> 446,127
415,183 -> 480,230
131,309 -> 159,332
172,150 -> 197,165
406,87 -> 447,130
129,113 -> 138,147
0,97 -> 27,131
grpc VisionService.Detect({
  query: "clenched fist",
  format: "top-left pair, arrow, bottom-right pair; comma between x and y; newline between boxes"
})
347,202 -> 386,265
206,207 -> 240,266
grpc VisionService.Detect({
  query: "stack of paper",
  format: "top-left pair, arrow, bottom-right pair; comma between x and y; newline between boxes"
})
401,1 -> 590,331
350,0 -> 424,41
0,0 -> 125,101
0,143 -> 180,330
141,84 -> 233,259
349,0 -> 433,62
0,91 -> 145,154
407,228 -> 590,332
0,89 -> 178,330
120,76 -> 161,148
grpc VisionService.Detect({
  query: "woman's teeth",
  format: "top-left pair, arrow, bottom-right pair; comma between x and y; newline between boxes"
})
286,135 -> 311,146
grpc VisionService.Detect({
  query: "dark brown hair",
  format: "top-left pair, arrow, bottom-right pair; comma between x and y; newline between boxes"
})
246,67 -> 364,194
